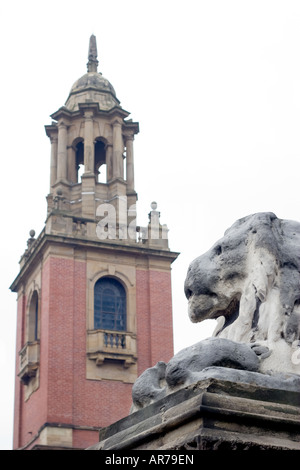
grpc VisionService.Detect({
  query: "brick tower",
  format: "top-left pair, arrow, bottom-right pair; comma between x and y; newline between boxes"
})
10,35 -> 179,450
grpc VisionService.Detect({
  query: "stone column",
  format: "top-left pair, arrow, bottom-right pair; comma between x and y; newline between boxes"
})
112,120 -> 124,179
106,144 -> 113,182
57,122 -> 68,181
67,145 -> 77,184
50,135 -> 58,188
84,111 -> 94,174
126,135 -> 134,191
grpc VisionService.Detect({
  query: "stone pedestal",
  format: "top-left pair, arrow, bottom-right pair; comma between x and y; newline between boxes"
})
88,378 -> 300,450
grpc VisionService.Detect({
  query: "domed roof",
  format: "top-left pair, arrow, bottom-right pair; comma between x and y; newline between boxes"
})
64,35 -> 120,112
70,71 -> 116,96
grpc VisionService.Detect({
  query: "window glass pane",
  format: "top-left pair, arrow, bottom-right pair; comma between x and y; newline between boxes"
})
102,294 -> 115,312
29,291 -> 39,342
94,278 -> 126,331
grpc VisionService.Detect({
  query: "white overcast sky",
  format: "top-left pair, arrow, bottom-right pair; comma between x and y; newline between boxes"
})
1,0 -> 300,450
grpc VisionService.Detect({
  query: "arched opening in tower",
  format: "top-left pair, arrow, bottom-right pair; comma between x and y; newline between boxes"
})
75,140 -> 84,182
95,139 -> 107,183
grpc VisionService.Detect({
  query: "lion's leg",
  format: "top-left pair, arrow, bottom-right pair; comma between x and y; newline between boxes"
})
131,361 -> 167,411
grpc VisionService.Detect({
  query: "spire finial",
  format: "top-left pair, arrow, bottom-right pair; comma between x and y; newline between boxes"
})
87,34 -> 98,73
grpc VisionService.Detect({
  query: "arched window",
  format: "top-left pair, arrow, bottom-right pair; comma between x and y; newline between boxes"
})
94,278 -> 126,331
28,291 -> 39,342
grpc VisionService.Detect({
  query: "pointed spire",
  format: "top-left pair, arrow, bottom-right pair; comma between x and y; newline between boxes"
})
87,34 -> 99,73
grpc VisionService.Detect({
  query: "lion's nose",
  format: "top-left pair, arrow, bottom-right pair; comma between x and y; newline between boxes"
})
184,273 -> 194,299
184,261 -> 197,299
184,286 -> 193,300
184,255 -> 218,300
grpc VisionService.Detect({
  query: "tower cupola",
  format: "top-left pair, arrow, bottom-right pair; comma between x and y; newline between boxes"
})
65,35 -> 120,112
45,35 -> 140,229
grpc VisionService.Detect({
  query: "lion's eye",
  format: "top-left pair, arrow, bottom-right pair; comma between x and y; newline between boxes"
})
215,245 -> 222,256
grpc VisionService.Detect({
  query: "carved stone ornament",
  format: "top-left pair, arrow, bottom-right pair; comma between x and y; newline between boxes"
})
131,212 -> 300,412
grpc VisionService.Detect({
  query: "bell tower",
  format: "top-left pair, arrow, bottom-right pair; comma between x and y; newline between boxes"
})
10,36 -> 179,450
46,34 -> 138,226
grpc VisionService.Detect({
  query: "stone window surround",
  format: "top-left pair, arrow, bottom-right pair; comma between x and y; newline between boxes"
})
94,277 -> 126,331
86,264 -> 137,373
18,282 -> 41,399
87,266 -> 136,332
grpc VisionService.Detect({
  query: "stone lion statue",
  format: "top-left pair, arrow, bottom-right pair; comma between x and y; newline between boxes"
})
131,213 -> 300,412
185,211 -> 300,374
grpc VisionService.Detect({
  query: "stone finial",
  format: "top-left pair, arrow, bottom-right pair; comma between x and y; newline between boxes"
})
148,201 -> 160,223
27,230 -> 36,249
87,34 -> 99,73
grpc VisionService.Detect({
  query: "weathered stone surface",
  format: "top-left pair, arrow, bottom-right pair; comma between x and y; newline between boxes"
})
185,212 -> 300,375
131,361 -> 167,409
165,338 -> 260,387
131,337 -> 300,412
89,378 -> 300,450
130,213 -> 300,413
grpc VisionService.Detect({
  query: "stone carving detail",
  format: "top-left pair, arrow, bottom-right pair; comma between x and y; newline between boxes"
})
131,213 -> 300,412
72,219 -> 87,236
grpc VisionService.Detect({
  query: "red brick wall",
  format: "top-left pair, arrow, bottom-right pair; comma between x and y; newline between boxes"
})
14,257 -> 174,449
136,269 -> 174,374
149,270 -> 174,364
13,294 -> 25,448
14,258 -> 51,449
46,257 -> 133,428
47,256 -> 75,423
72,429 -> 99,449
135,269 -> 152,375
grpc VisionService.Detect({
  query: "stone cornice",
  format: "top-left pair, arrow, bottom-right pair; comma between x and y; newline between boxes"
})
10,229 -> 179,293
50,102 -> 131,119
48,104 -> 139,143
44,123 -> 58,138
123,120 -> 139,135
50,106 -> 73,123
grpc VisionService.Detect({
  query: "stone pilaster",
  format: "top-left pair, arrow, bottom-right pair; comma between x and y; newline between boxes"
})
81,173 -> 96,219
67,145 -> 77,183
112,120 -> 124,179
84,111 -> 94,174
50,136 -> 58,189
57,122 -> 68,182
106,144 -> 113,182
125,135 -> 134,192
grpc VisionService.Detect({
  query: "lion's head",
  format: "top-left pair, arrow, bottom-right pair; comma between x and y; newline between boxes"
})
184,212 -> 300,373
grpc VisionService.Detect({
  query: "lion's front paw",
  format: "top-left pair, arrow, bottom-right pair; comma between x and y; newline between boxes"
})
250,343 -> 271,359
